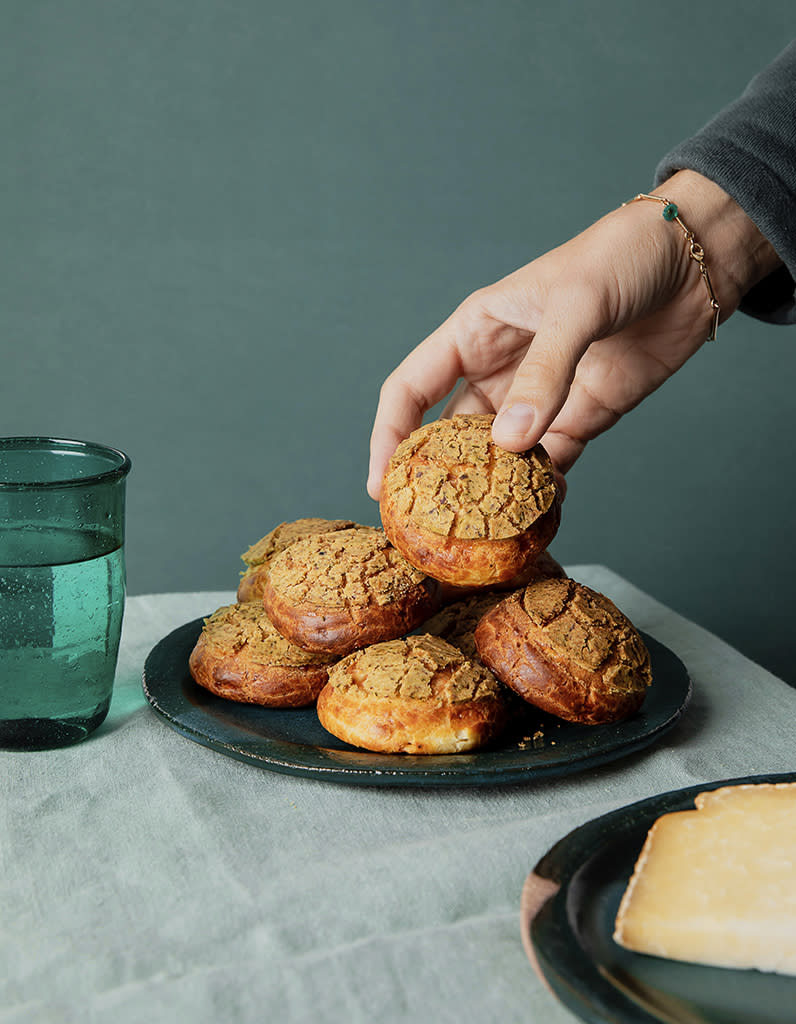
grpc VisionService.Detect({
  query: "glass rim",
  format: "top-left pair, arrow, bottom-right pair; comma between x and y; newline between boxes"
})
0,436 -> 132,490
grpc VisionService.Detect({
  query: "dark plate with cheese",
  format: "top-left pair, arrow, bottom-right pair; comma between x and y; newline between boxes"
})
522,771 -> 796,1023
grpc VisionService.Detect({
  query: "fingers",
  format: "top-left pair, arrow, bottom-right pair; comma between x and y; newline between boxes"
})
440,380 -> 494,418
368,263 -> 616,497
367,324 -> 466,500
366,420 -> 410,502
370,383 -> 491,502
538,430 -> 586,478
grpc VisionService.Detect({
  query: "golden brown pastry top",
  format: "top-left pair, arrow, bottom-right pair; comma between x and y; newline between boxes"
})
199,602 -> 337,668
266,527 -> 429,610
241,517 -> 360,567
382,413 -> 557,540
329,635 -> 502,703
520,578 -> 651,691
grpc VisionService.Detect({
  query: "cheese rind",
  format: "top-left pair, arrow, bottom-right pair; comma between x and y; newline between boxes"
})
613,782 -> 796,974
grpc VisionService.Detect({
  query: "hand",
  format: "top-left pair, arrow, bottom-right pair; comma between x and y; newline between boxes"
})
367,170 -> 780,500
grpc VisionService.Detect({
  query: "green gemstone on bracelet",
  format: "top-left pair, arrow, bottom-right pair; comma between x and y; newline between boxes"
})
662,202 -> 678,221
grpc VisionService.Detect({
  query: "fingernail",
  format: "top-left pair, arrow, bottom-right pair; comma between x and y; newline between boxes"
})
494,403 -> 535,442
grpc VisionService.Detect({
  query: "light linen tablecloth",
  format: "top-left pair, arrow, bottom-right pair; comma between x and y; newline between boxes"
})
3,565 -> 796,1024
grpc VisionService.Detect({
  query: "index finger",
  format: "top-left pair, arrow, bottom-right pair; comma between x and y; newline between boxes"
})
366,323 -> 465,500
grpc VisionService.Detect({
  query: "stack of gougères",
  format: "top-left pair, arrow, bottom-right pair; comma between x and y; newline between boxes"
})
188,414 -> 652,754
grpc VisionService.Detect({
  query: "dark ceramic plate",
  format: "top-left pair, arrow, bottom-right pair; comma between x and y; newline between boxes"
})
522,771 -> 796,1023
142,617 -> 691,787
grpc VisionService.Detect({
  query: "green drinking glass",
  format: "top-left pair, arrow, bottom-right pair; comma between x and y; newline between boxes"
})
0,437 -> 132,749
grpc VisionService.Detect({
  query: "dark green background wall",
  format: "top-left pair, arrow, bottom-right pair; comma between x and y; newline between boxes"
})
3,2 -> 794,682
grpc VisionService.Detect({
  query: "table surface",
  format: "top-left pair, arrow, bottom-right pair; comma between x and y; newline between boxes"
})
3,565 -> 796,1024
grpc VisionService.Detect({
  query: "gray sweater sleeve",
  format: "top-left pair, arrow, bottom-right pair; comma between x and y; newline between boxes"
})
655,39 -> 796,325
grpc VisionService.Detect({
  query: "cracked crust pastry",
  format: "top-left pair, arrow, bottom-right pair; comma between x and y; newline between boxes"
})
422,589 -> 516,661
316,634 -> 509,754
188,602 -> 337,707
474,578 -> 652,724
379,414 -> 561,588
237,517 -> 361,601
262,526 -> 442,656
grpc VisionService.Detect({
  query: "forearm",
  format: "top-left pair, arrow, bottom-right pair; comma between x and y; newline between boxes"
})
655,39 -> 796,323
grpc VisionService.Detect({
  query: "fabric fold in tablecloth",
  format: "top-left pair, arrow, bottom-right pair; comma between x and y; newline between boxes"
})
2,566 -> 795,1024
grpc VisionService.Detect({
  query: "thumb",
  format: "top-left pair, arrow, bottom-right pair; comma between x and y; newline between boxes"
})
492,284 -> 602,452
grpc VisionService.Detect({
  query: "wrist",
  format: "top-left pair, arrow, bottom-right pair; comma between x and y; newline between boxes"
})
651,170 -> 782,314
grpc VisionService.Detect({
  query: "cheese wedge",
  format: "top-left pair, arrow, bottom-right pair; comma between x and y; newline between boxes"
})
613,782 -> 796,974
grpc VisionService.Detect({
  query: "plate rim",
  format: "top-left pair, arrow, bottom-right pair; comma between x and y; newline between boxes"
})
522,769 -> 796,1023
142,615 -> 692,787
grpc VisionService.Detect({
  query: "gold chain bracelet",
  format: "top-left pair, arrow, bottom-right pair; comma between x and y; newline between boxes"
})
622,193 -> 721,341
